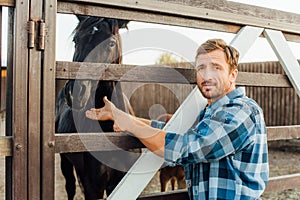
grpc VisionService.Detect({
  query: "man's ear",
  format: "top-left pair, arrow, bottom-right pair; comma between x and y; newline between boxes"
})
229,69 -> 238,83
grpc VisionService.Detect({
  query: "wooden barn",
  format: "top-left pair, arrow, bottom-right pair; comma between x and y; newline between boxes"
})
0,0 -> 300,199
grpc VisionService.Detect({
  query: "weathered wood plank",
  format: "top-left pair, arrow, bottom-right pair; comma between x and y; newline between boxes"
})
55,126 -> 300,153
158,0 -> 300,28
55,132 -> 144,153
42,0 -> 57,199
0,0 -> 14,7
28,0 -> 43,198
57,1 -> 241,36
56,61 -> 292,87
237,72 -> 291,87
265,173 -> 300,193
57,1 -> 300,43
267,126 -> 300,141
57,0 -> 300,35
13,0 -> 29,199
0,136 -> 12,156
138,189 -> 189,200
56,61 -> 196,84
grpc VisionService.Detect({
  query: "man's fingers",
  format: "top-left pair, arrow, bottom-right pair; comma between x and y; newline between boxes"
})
113,123 -> 119,132
86,109 -> 103,119
103,96 -> 109,103
85,110 -> 96,120
113,123 -> 123,132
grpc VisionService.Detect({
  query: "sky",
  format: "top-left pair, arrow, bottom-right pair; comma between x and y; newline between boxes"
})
2,0 -> 300,65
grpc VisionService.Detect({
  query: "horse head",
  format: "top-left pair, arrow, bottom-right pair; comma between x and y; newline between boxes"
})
69,15 -> 129,111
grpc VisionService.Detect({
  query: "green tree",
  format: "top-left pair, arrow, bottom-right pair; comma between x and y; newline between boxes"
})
156,53 -> 182,64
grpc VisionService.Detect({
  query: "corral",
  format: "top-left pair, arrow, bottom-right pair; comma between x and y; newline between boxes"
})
0,0 -> 300,199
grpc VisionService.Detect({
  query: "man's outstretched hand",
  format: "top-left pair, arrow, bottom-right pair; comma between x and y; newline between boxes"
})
85,96 -> 114,121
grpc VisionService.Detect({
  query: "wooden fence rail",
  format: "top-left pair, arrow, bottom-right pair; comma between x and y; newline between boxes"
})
2,124 -> 299,157
56,61 -> 292,87
56,61 -> 299,125
2,125 -> 300,156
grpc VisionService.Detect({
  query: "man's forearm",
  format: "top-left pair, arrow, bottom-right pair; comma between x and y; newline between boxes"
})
129,118 -> 166,157
113,108 -> 166,157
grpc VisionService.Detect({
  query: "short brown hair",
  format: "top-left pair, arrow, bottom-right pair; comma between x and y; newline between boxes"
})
196,39 -> 240,71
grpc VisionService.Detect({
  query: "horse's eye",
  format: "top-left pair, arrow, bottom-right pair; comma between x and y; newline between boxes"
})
108,40 -> 116,47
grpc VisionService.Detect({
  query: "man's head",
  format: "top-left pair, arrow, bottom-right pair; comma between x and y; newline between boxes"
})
195,39 -> 240,104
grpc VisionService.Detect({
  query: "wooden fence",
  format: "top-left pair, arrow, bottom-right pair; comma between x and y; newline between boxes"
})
0,0 -> 300,199
127,61 -> 300,126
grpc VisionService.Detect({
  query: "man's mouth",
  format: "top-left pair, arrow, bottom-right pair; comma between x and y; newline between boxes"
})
202,82 -> 215,90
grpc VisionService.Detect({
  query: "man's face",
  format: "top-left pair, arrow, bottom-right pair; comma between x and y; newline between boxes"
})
195,49 -> 237,104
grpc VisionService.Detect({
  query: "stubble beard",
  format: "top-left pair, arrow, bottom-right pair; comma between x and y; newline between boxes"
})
198,83 -> 229,103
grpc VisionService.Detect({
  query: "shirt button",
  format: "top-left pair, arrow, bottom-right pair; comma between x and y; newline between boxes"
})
186,180 -> 191,187
193,187 -> 198,195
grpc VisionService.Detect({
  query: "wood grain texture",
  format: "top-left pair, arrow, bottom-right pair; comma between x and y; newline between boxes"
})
54,126 -> 300,153
28,0 -> 43,198
56,61 -> 292,87
0,136 -> 12,156
55,132 -> 144,153
13,0 -> 29,198
41,0 -> 57,199
57,0 -> 300,35
0,0 -> 14,7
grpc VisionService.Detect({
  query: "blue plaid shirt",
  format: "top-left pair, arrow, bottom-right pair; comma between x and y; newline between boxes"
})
151,87 -> 269,200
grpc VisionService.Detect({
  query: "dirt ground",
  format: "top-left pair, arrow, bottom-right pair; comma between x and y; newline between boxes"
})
1,140 -> 300,199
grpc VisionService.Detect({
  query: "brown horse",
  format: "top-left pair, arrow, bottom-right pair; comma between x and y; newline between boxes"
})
55,15 -> 138,200
160,165 -> 186,192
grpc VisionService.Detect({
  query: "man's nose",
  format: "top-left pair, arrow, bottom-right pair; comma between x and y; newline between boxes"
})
198,69 -> 213,79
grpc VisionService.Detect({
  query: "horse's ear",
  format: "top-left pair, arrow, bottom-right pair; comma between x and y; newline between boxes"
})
76,15 -> 88,22
118,20 -> 130,29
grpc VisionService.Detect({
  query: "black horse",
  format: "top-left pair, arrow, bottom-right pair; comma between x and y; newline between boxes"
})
55,15 -> 138,200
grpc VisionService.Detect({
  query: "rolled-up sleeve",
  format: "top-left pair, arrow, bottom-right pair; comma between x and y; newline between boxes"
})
164,102 -> 257,166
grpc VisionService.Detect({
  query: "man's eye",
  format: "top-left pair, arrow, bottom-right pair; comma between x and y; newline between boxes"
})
213,65 -> 220,70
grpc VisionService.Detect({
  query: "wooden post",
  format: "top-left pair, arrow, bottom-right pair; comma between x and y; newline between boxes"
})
41,0 -> 56,199
28,0 -> 43,198
12,0 -> 29,199
5,6 -> 14,200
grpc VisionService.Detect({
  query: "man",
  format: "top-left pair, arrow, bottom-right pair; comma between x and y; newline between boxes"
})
86,39 -> 269,199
